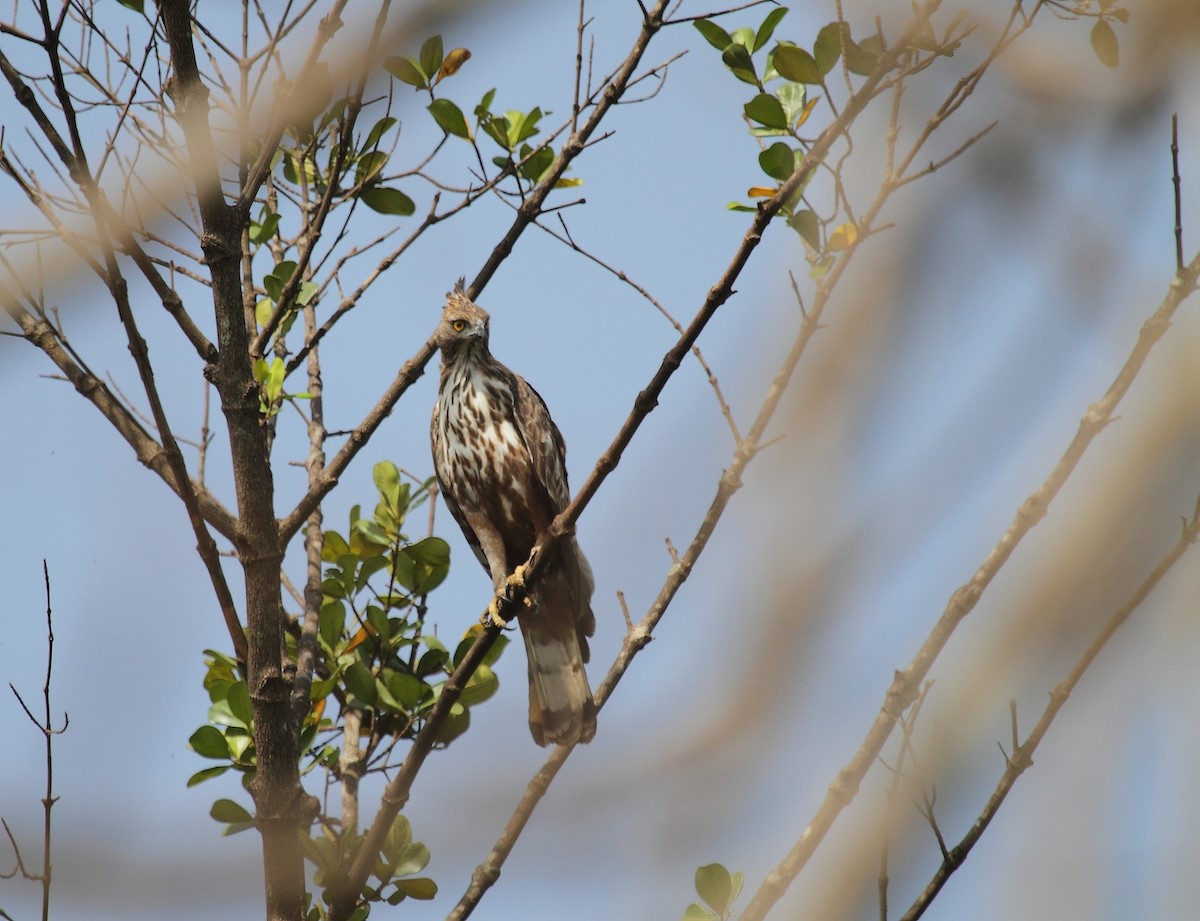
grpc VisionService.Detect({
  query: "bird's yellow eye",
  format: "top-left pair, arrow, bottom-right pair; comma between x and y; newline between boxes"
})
451,319 -> 466,332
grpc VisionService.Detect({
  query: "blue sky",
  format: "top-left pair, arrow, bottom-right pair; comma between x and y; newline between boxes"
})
2,2 -> 1198,920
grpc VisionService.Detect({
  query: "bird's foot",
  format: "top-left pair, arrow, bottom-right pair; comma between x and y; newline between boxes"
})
482,564 -> 534,628
484,595 -> 508,628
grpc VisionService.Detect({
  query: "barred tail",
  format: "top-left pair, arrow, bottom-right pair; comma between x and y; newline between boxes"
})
522,550 -> 596,746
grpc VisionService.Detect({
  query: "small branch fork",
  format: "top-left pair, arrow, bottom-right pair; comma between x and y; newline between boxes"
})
877,681 -> 935,921
1,562 -> 68,921
898,491 -> 1200,921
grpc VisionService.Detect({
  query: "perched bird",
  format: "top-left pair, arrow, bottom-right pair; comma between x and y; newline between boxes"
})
430,281 -> 597,746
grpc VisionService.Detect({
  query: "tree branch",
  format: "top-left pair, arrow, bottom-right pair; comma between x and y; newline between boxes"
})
898,491 -> 1200,921
739,244 -> 1200,920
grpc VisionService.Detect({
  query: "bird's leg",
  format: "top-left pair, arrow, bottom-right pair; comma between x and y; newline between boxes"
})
482,554 -> 538,628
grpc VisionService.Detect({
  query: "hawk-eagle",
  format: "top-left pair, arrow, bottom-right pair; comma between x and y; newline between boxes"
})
430,282 -> 597,746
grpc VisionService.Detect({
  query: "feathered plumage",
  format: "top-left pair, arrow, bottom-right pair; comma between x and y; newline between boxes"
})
430,282 -> 596,746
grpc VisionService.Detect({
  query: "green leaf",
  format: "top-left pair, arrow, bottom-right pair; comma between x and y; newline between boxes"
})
431,700 -> 469,743
364,116 -> 397,151
345,661 -> 378,706
226,680 -> 254,729
392,841 -> 430,877
355,150 -> 389,186
506,108 -> 544,147
382,814 -> 413,866
225,730 -> 254,763
387,671 -> 429,709
255,298 -> 274,330
365,603 -> 390,639
403,536 -> 451,593
415,646 -> 449,678
320,601 -> 346,650
683,904 -> 716,921
263,260 -> 297,301
753,7 -> 789,52
481,114 -> 511,151
693,19 -> 733,51
788,209 -> 820,249
813,22 -> 844,76
428,98 -> 471,138
373,460 -> 402,508
322,530 -> 350,561
845,35 -> 879,75
375,675 -> 406,714
249,209 -> 280,244
758,142 -> 796,181
721,44 -> 758,86
1090,19 -> 1119,68
391,548 -> 416,591
772,44 -> 822,84
482,633 -> 509,666
475,87 -> 497,117
189,725 -> 230,759
296,280 -> 319,307
730,27 -> 756,49
459,663 -> 498,706
115,0 -> 144,11
419,35 -> 444,81
744,93 -> 787,129
776,81 -> 808,124
695,863 -> 733,916
518,143 -> 555,183
187,765 -> 230,787
210,798 -> 253,824
391,877 -> 437,901
353,517 -> 391,548
384,55 -> 427,88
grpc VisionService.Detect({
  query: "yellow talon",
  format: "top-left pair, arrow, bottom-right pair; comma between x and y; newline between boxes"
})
507,565 -> 534,608
484,596 -> 508,628
481,564 -> 534,627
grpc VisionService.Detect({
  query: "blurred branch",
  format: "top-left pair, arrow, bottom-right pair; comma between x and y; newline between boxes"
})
740,243 -> 1200,920
899,492 -> 1200,921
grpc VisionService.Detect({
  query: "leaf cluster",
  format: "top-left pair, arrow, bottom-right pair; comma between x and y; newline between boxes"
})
188,462 -> 506,909
693,8 -> 877,273
302,814 -> 437,919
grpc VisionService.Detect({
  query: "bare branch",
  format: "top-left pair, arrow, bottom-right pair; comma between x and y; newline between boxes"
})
1173,113 -> 1184,275
899,492 -> 1200,921
739,242 -> 1200,921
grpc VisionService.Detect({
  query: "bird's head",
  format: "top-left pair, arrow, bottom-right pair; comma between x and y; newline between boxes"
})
435,279 -> 490,359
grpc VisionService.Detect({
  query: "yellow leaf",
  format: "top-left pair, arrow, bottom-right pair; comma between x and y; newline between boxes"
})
343,623 -> 376,656
437,48 -> 471,82
795,96 -> 820,128
308,697 -> 326,724
826,222 -> 858,251
462,622 -> 485,641
747,186 -> 776,198
554,177 -> 584,189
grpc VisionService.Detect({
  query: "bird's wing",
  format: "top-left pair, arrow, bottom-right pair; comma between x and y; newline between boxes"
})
511,374 -> 571,512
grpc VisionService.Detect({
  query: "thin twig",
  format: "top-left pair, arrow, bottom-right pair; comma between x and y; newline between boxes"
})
1172,113 -> 1183,275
